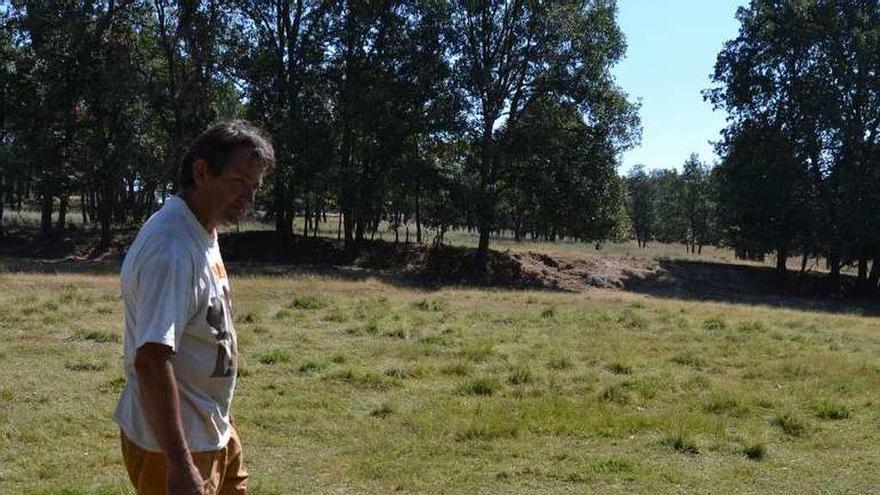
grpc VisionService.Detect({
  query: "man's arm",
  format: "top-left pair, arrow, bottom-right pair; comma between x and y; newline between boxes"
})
134,343 -> 204,494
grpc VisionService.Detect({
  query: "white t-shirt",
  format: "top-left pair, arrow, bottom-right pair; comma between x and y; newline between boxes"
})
113,195 -> 238,453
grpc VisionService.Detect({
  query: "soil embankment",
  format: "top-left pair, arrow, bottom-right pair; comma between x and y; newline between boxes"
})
0,228 -> 875,313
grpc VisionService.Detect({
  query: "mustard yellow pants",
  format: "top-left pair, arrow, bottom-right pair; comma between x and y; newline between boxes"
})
120,426 -> 249,495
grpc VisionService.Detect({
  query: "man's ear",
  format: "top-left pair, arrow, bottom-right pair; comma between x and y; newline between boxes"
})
192,158 -> 210,188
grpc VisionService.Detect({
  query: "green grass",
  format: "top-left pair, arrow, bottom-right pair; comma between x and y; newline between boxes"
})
3,270 -> 880,493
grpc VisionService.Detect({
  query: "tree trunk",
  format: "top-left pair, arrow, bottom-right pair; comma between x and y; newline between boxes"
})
0,174 -> 4,237
80,189 -> 89,225
40,193 -> 53,234
98,180 -> 114,251
312,203 -> 320,238
775,246 -> 787,278
274,171 -> 290,234
57,194 -> 68,231
868,251 -> 880,289
857,249 -> 869,290
828,252 -> 841,286
475,221 -> 491,274
801,252 -> 808,273
303,202 -> 311,237
415,188 -> 422,244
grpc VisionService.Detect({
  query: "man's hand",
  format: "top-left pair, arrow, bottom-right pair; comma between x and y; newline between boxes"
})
167,461 -> 206,495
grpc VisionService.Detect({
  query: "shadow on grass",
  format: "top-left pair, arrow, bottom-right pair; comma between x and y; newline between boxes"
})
621,258 -> 880,317
2,228 -> 878,317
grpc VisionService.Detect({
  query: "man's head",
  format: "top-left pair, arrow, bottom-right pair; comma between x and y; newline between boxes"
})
179,120 -> 275,228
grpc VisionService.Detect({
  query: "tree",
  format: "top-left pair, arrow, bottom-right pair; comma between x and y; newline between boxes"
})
626,165 -> 654,248
681,154 -> 715,254
449,0 -> 639,271
502,96 -> 627,244
708,0 -> 880,288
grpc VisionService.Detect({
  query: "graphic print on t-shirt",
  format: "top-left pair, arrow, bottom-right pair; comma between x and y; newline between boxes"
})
206,295 -> 235,377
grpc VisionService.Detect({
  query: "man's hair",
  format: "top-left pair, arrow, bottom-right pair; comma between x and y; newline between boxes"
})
178,120 -> 275,191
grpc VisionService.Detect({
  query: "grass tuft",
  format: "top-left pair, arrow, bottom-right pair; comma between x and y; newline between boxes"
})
441,362 -> 471,376
369,404 -> 394,418
617,309 -> 647,330
456,378 -> 500,396
671,351 -> 705,368
73,330 -> 118,343
815,401 -> 850,420
289,294 -> 329,310
742,443 -> 766,460
547,356 -> 573,370
384,365 -> 422,379
606,362 -> 632,375
456,423 -> 518,441
662,432 -> 700,455
65,360 -> 109,372
704,395 -> 750,417
236,312 -> 261,324
459,344 -> 495,362
702,316 -> 728,331
507,366 -> 534,385
297,360 -> 326,375
600,382 -> 632,404
414,299 -> 446,311
255,348 -> 291,365
772,411 -> 807,437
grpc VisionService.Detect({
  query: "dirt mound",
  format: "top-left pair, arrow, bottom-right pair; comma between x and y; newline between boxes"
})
511,251 -> 661,291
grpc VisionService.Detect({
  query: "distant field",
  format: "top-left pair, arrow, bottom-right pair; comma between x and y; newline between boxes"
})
2,269 -> 880,494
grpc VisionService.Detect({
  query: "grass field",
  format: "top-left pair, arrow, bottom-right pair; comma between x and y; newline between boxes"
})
2,268 -> 880,494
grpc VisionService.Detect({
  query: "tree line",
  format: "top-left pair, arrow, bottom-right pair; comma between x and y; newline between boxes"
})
625,154 -> 717,255
709,0 -> 880,292
0,0 -> 640,272
3,0 -> 879,291
627,0 -> 880,294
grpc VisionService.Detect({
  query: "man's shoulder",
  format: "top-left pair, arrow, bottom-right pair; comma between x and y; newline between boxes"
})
123,223 -> 200,277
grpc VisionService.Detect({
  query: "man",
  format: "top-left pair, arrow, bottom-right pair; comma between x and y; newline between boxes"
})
114,120 -> 274,494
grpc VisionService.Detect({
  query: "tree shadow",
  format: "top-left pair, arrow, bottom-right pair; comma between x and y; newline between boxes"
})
621,258 -> 880,317
3,228 -> 878,318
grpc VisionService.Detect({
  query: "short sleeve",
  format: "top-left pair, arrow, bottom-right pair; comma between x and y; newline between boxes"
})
132,247 -> 197,353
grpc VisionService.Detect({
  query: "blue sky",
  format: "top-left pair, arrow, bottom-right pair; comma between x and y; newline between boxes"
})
614,0 -> 748,173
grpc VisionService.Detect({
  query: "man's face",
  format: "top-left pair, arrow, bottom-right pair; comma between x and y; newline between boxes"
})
195,149 -> 266,227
